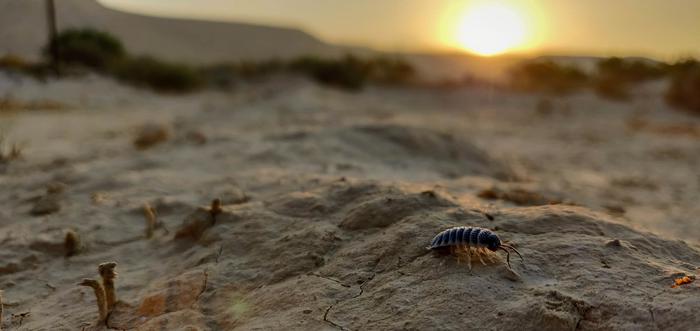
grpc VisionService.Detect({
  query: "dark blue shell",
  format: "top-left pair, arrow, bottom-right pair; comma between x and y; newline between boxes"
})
428,226 -> 500,250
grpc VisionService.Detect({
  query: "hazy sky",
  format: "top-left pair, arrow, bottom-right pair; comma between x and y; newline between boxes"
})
99,0 -> 700,59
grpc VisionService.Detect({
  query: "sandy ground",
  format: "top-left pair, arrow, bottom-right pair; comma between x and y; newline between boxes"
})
1,73 -> 699,330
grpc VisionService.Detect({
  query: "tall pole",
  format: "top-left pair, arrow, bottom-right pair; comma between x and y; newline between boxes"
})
46,0 -> 60,75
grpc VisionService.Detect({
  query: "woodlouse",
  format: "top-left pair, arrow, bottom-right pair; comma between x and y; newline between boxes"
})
428,226 -> 523,270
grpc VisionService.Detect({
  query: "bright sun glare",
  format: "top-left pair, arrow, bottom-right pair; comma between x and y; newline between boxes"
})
455,3 -> 528,56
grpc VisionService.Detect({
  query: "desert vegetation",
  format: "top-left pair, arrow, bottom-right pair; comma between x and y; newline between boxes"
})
45,28 -> 126,72
508,60 -> 589,94
593,57 -> 665,100
112,56 -> 203,93
2,28 -> 415,93
0,131 -> 22,166
665,59 -> 700,114
507,57 -> 700,114
201,55 -> 415,91
39,28 -> 201,92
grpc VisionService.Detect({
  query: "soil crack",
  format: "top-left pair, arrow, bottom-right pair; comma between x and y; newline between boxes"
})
194,269 -> 210,306
323,304 -> 349,331
215,245 -> 223,264
352,273 -> 376,299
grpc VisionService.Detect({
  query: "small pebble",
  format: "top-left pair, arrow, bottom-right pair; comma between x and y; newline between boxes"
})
501,266 -> 522,282
606,239 -> 622,247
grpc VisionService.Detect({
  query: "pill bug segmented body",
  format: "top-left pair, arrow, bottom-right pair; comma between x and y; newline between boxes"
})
428,226 -> 523,270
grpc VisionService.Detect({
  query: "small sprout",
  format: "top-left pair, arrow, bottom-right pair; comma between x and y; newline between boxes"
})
143,203 -> 158,239
0,133 -> 23,165
78,279 -> 107,321
671,275 -> 695,288
98,262 -> 118,310
64,230 -> 82,257
9,145 -> 21,159
210,198 -> 222,225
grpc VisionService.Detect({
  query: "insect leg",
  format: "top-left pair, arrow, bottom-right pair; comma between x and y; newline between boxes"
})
498,247 -> 512,269
477,248 -> 487,266
484,248 -> 496,263
450,245 -> 464,263
465,244 -> 472,271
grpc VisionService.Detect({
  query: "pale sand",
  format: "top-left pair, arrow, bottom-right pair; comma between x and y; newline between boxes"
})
0,74 -> 699,330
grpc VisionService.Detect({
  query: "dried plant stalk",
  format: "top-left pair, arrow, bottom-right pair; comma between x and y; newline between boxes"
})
78,279 -> 107,321
210,198 -> 222,225
143,203 -> 157,238
64,230 -> 81,257
98,262 -> 118,310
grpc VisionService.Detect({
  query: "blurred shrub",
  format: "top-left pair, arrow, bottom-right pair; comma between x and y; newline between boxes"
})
199,64 -> 237,89
112,56 -> 202,93
234,60 -> 285,80
664,58 -> 699,76
46,28 -> 126,71
597,57 -> 664,82
288,55 -> 415,90
200,60 -> 284,89
289,55 -> 372,90
366,57 -> 415,84
665,60 -> 700,114
594,57 -> 665,100
200,56 -> 414,90
37,29 -> 414,93
509,60 -> 588,94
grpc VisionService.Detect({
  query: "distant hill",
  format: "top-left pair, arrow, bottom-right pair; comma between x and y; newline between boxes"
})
0,0 -> 344,63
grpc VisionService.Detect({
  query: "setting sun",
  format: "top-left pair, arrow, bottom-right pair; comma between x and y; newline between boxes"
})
454,2 -> 529,56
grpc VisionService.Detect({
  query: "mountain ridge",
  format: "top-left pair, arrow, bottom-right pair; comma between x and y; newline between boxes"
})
0,0 -> 345,63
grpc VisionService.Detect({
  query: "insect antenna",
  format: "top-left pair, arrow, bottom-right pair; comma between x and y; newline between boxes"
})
501,244 -> 524,262
498,247 -> 512,268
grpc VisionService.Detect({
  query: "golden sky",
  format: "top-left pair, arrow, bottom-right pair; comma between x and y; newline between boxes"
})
100,0 -> 700,59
